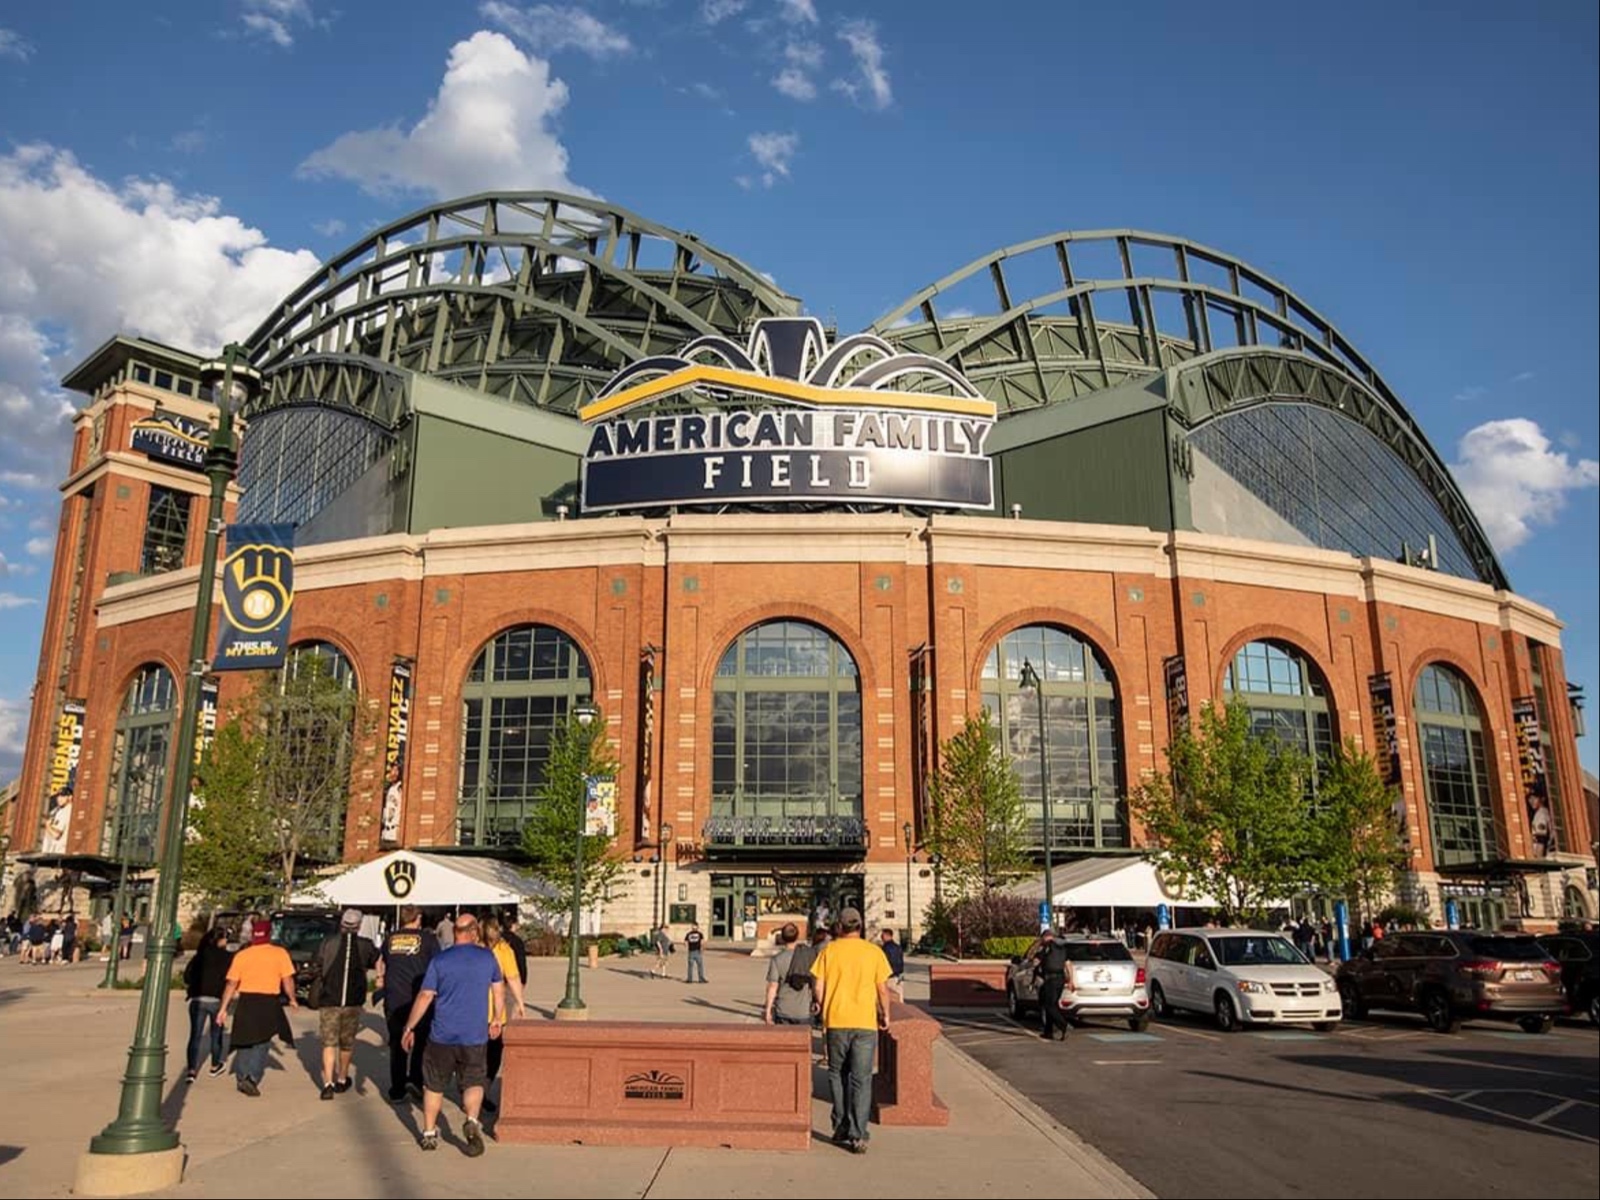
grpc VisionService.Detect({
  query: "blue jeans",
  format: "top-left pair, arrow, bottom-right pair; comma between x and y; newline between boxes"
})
687,950 -> 706,982
187,997 -> 225,1073
825,1027 -> 877,1144
234,1040 -> 271,1084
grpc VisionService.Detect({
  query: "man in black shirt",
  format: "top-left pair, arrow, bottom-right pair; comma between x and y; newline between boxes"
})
313,909 -> 379,1100
1032,927 -> 1070,1041
878,929 -> 905,995
500,906 -> 528,987
684,923 -> 706,983
376,905 -> 440,1102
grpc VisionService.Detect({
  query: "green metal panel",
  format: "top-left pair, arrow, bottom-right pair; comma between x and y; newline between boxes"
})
406,413 -> 581,533
994,409 -> 1175,531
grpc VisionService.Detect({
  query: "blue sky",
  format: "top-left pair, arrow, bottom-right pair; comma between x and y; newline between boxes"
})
0,0 -> 1595,778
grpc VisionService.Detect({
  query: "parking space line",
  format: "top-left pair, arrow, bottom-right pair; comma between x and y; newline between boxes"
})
1530,1099 -> 1579,1125
1156,1022 -> 1220,1041
1088,1032 -> 1162,1043
1091,1059 -> 1162,1065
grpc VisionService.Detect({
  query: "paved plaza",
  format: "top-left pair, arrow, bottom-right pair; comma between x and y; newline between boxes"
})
0,947 -> 1147,1199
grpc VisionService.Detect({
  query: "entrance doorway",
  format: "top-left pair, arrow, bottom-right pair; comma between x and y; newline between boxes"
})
708,871 -> 865,941
711,894 -> 732,939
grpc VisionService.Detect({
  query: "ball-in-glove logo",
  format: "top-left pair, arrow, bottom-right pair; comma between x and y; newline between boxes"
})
384,858 -> 417,899
222,543 -> 294,634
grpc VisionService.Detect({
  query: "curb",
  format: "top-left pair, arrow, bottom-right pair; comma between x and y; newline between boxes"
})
936,1037 -> 1155,1199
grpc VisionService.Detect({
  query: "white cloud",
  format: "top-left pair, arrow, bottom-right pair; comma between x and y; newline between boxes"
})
0,695 -> 28,779
832,18 -> 891,109
1452,418 -> 1599,552
700,0 -> 747,23
482,3 -> 633,58
1452,385 -> 1486,403
779,0 -> 818,23
299,32 -> 585,200
686,81 -> 723,101
170,128 -> 209,155
25,536 -> 52,557
772,67 -> 816,101
312,217 -> 347,237
0,28 -> 34,60
0,592 -> 37,609
1510,370 -> 1535,384
0,143 -> 321,486
0,470 -> 47,488
240,0 -> 314,48
747,131 -> 798,187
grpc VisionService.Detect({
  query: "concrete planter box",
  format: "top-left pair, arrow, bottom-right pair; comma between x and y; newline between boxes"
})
927,960 -> 1011,1007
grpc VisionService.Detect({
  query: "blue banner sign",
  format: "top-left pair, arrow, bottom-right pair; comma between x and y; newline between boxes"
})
213,523 -> 296,671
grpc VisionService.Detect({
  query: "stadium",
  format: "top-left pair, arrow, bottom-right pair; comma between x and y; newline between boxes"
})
7,191 -> 1595,937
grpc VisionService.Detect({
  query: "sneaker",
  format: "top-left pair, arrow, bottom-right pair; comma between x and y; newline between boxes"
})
237,1078 -> 260,1097
320,1083 -> 336,1101
418,1130 -> 439,1152
850,1139 -> 869,1155
334,1077 -> 353,1094
208,1063 -> 228,1078
387,1087 -> 408,1103
462,1118 -> 486,1157
184,1070 -> 197,1083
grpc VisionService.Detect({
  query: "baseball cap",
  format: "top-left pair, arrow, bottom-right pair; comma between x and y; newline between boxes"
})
340,908 -> 363,930
838,906 -> 863,928
249,922 -> 271,944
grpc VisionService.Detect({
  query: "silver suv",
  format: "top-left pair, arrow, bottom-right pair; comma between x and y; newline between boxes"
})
1005,936 -> 1151,1031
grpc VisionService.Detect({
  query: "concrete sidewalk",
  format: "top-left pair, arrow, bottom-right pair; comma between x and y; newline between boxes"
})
0,948 -> 1148,1198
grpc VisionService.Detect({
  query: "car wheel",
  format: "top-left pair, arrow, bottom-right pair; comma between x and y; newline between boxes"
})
1149,980 -> 1170,1018
1422,989 -> 1459,1034
1588,992 -> 1599,1027
1517,1014 -> 1554,1035
1128,1013 -> 1151,1033
1337,977 -> 1366,1021
1214,991 -> 1241,1033
1006,985 -> 1022,1020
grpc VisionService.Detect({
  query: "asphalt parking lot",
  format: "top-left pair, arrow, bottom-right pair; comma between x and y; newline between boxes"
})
942,1008 -> 1599,1199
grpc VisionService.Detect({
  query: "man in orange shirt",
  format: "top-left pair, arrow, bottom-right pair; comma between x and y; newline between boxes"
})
220,919 -> 298,1096
810,906 -> 893,1154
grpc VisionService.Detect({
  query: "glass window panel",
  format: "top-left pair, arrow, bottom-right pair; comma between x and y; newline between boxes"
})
140,486 -> 190,575
237,406 -> 396,528
1415,664 -> 1499,868
104,665 -> 177,864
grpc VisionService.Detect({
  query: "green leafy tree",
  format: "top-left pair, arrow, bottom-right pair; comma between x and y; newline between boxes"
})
1307,740 -> 1407,922
1131,702 -> 1313,924
183,722 -> 280,910
520,712 -> 626,928
924,711 -> 1030,899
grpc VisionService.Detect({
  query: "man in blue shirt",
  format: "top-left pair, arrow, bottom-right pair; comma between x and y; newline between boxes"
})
401,912 -> 505,1156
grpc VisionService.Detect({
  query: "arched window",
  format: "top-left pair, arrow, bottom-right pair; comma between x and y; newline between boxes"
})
459,625 -> 592,848
1415,664 -> 1500,869
284,640 -> 357,691
710,621 -> 863,843
280,640 -> 359,859
1564,884 -> 1590,921
102,664 -> 178,865
981,625 -> 1126,851
1222,640 -> 1335,781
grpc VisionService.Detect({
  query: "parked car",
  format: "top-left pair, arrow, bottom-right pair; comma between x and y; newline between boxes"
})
269,908 -> 341,1002
1006,935 -> 1151,1031
1535,930 -> 1599,1025
1146,928 -> 1341,1032
1336,929 -> 1565,1034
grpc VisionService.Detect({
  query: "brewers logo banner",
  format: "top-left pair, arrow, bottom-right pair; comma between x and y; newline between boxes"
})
213,523 -> 296,671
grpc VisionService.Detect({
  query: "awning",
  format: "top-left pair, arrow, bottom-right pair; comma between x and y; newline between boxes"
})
289,850 -> 549,909
1005,857 -> 1221,910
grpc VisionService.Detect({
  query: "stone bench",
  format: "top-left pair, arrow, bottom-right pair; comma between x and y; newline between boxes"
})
497,1021 -> 812,1150
927,960 -> 1010,1007
872,1000 -> 949,1127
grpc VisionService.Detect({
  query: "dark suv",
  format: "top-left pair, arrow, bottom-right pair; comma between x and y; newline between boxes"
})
1536,930 -> 1599,1025
1336,930 -> 1566,1034
269,909 -> 340,1002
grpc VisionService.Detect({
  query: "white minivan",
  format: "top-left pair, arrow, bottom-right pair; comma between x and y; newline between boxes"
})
1146,928 -> 1341,1032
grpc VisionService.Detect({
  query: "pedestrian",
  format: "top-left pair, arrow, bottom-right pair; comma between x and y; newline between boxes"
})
434,909 -> 455,950
118,914 -> 134,960
61,913 -> 78,964
183,927 -> 233,1082
878,928 -> 905,996
650,924 -> 673,977
27,915 -> 49,963
48,918 -> 64,964
375,904 -> 439,1103
684,922 -> 706,984
763,923 -> 816,1027
810,924 -> 833,1066
499,907 -> 528,990
219,920 -> 298,1096
808,906 -> 892,1154
481,917 -> 528,1115
401,912 -> 505,1156
311,908 -> 379,1100
1031,926 -> 1071,1041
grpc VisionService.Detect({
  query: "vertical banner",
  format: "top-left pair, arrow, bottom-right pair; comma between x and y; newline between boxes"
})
584,776 -> 618,838
638,649 -> 655,844
1511,696 -> 1551,857
1163,655 -> 1189,732
39,700 -> 86,854
213,523 -> 296,671
185,679 -> 221,842
380,659 -> 413,848
1368,673 -> 1401,786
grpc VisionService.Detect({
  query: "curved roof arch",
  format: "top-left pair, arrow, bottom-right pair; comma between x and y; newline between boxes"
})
873,229 -> 1505,588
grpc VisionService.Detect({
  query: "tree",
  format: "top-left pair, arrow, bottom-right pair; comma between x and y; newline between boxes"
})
924,712 -> 1031,899
1131,702 -> 1313,924
520,711 -> 626,929
183,722 -> 279,910
184,656 -> 362,906
1306,740 -> 1407,922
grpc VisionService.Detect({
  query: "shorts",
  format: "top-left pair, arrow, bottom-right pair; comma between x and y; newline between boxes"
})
318,1005 -> 362,1049
423,1040 -> 488,1093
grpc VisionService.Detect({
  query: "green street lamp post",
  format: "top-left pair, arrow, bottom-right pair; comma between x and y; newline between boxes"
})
657,821 -> 673,929
557,700 -> 601,1017
79,344 -> 259,1187
902,820 -> 915,945
1019,658 -> 1055,928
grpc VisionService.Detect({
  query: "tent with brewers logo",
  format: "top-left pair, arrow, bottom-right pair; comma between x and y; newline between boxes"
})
288,849 -> 547,909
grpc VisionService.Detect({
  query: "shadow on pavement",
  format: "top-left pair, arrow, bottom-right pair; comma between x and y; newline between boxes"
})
0,1145 -> 21,1166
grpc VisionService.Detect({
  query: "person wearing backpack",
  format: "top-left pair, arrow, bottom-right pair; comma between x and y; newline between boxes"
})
763,923 -> 814,1026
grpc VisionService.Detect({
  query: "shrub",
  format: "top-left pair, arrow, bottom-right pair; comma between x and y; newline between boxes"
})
982,936 -> 1037,959
925,892 -> 1041,957
1377,903 -> 1429,931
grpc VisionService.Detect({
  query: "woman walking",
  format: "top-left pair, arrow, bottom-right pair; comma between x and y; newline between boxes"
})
481,917 -> 527,1113
184,927 -> 234,1082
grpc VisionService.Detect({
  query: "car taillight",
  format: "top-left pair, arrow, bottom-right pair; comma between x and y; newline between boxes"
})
1135,966 -> 1147,985
1459,959 -> 1501,978
1541,960 -> 1562,981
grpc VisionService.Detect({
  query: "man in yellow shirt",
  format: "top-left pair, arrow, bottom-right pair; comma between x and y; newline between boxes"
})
809,906 -> 893,1154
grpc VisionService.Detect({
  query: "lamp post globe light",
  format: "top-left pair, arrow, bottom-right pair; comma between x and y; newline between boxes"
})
1018,658 -> 1055,929
557,700 -> 601,1019
76,345 -> 260,1197
902,820 -> 915,945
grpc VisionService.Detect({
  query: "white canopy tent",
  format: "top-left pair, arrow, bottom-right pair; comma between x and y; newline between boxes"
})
1006,856 -> 1221,915
289,850 -> 546,910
